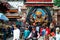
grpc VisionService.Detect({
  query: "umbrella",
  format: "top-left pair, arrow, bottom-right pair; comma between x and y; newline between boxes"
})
0,13 -> 9,21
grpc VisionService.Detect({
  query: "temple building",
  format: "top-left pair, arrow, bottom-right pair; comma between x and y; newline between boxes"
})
24,0 -> 54,26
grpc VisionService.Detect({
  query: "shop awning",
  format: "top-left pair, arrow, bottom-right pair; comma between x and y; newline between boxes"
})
0,13 -> 9,21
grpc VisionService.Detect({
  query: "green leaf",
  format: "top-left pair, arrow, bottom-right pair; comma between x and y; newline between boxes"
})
54,0 -> 60,7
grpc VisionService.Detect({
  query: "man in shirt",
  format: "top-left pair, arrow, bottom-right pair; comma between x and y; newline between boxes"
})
13,24 -> 20,40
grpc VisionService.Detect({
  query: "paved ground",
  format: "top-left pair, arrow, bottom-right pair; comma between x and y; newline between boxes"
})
7,37 -> 23,40
7,37 -> 44,40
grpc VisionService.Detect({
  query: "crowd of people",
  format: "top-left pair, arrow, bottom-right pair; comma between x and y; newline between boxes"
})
0,11 -> 60,40
0,18 -> 60,40
9,21 -> 60,40
11,11 -> 60,40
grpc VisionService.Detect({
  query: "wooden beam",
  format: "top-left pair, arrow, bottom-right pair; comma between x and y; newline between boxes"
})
25,2 -> 54,3
7,9 -> 18,13
25,0 -> 53,2
25,3 -> 53,6
6,16 -> 21,18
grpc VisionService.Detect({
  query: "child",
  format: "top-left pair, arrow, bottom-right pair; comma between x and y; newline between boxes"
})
24,27 -> 30,40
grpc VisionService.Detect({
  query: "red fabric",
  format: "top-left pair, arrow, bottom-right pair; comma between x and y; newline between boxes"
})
46,27 -> 50,35
51,32 -> 55,36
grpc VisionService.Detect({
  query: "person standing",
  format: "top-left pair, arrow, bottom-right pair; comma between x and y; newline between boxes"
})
24,27 -> 30,40
50,22 -> 55,32
40,27 -> 46,40
56,27 -> 60,40
13,24 -> 20,40
28,27 -> 40,40
28,24 -> 32,32
36,26 -> 40,32
46,26 -> 50,36
2,24 -> 7,40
